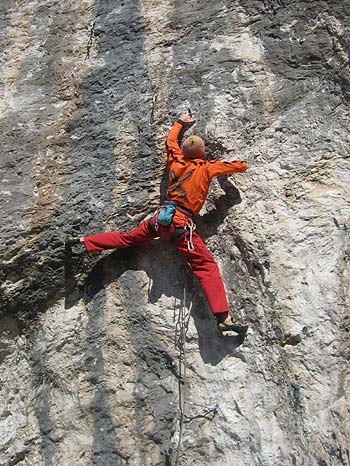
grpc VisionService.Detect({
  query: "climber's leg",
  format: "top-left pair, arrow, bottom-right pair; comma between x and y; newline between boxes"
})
83,220 -> 157,253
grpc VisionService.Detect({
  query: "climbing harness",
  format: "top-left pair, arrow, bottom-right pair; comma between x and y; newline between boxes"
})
151,201 -> 196,251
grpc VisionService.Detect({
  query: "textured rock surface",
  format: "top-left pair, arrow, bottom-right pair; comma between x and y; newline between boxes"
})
1,1 -> 349,465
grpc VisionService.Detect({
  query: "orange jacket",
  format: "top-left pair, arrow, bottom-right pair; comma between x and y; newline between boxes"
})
165,121 -> 248,215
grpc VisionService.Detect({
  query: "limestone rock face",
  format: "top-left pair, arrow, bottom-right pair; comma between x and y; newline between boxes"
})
1,1 -> 349,465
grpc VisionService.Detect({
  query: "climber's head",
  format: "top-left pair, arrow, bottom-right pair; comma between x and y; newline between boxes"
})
181,135 -> 205,159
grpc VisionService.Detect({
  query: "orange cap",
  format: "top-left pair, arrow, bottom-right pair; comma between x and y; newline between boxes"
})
181,135 -> 205,159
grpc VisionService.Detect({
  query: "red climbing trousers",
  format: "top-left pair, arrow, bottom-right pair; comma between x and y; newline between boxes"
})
83,211 -> 229,315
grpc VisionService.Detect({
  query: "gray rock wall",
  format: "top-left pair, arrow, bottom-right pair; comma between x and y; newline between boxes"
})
1,1 -> 349,465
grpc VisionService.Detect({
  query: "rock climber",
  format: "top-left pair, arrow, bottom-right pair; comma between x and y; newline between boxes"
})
67,111 -> 249,334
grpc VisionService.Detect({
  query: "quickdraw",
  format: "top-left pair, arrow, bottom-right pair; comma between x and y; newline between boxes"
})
184,219 -> 195,251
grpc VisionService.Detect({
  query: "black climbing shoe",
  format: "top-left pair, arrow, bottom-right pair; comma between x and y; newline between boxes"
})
65,236 -> 81,247
217,316 -> 248,335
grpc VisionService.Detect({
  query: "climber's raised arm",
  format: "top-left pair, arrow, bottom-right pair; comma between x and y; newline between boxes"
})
166,111 -> 195,163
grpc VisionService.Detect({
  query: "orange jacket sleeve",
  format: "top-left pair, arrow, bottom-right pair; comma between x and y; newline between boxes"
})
206,160 -> 249,179
166,121 -> 185,163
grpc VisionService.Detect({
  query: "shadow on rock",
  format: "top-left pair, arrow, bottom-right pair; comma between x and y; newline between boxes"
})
196,178 -> 242,240
64,241 -> 189,310
190,300 -> 248,366
64,243 -> 247,365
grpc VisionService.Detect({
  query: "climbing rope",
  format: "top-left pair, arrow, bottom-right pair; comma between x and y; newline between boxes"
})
172,285 -> 219,464
173,287 -> 192,466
